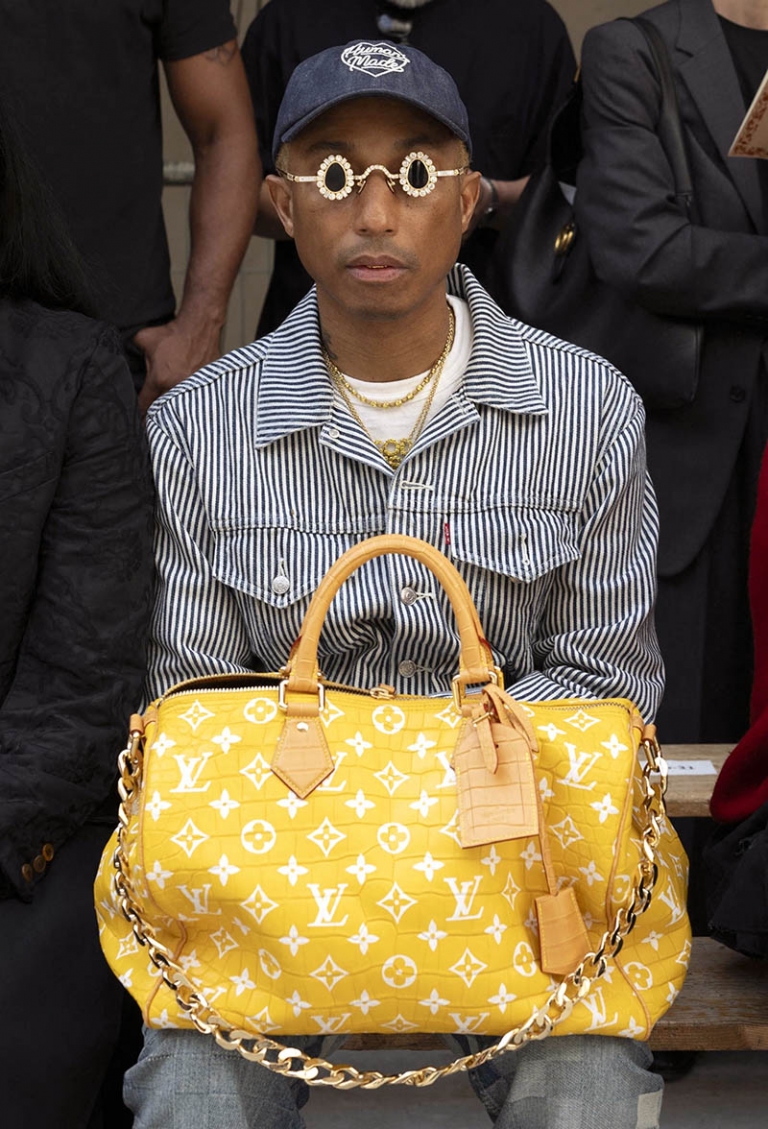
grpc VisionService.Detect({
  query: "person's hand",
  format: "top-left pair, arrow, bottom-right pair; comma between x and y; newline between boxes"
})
464,175 -> 530,237
134,317 -> 221,415
465,176 -> 499,236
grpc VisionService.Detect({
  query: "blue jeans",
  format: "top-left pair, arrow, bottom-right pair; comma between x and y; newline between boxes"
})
125,1029 -> 663,1128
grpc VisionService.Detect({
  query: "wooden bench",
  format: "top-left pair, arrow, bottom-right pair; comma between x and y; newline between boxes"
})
653,743 -> 768,1050
662,744 -> 730,818
343,745 -> 768,1055
650,937 -> 768,1050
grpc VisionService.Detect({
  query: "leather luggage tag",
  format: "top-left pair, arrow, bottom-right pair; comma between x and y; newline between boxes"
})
535,887 -> 592,976
454,710 -> 539,848
271,716 -> 335,798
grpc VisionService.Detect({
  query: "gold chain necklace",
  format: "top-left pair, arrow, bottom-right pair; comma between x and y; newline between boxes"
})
324,305 -> 455,410
335,359 -> 435,409
324,306 -> 455,471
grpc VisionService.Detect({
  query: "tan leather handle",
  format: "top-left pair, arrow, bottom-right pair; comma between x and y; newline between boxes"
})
285,535 -> 495,694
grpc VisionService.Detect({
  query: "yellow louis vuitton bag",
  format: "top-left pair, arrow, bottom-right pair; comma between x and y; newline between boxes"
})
96,535 -> 690,1088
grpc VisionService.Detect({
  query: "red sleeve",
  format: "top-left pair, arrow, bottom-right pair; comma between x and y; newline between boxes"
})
711,443 -> 768,822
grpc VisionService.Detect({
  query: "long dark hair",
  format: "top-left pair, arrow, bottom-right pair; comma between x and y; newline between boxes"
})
0,94 -> 96,317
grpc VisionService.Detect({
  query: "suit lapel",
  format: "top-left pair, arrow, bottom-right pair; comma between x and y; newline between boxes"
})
676,0 -> 764,230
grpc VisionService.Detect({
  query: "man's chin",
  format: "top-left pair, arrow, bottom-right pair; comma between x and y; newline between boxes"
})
346,298 -> 412,321
330,284 -> 413,321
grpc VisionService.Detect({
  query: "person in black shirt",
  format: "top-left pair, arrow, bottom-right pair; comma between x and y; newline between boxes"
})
0,0 -> 261,412
242,0 -> 575,336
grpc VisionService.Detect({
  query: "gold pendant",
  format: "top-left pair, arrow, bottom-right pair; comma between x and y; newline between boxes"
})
376,437 -> 411,469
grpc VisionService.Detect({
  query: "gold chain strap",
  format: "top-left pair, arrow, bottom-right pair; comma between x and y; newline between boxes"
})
113,728 -> 668,1090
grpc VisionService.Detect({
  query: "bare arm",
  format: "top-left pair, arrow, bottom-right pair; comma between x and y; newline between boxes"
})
136,41 -> 261,413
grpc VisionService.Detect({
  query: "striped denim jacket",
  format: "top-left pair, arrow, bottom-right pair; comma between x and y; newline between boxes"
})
145,266 -> 663,719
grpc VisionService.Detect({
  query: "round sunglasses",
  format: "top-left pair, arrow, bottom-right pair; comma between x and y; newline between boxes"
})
277,151 -> 469,201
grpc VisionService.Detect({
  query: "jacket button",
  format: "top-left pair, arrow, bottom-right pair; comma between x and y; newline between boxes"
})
400,586 -> 418,606
398,659 -> 417,678
729,385 -> 746,403
33,854 -> 46,873
21,863 -> 34,883
42,843 -> 55,862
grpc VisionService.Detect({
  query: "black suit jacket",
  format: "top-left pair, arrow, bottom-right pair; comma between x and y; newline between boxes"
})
0,300 -> 154,899
577,0 -> 768,576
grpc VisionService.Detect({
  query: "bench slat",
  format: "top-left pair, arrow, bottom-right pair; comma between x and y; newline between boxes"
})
650,937 -> 768,1051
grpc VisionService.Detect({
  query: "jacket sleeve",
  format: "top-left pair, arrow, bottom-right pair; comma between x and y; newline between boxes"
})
0,331 -> 155,900
577,20 -> 768,322
508,378 -> 664,722
144,404 -> 253,702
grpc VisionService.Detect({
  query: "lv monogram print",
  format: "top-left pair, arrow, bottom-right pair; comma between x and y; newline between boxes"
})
95,688 -> 690,1039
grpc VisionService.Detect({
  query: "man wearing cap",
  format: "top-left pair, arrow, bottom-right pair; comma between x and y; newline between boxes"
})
126,40 -> 665,1129
242,0 -> 575,336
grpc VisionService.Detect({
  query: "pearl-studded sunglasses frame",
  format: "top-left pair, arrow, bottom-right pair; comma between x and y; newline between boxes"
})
277,151 -> 469,201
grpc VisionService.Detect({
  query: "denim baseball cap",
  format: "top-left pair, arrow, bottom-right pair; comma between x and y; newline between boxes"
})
272,40 -> 472,162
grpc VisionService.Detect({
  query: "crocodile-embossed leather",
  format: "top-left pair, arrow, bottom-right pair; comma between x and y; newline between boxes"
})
536,888 -> 592,976
271,716 -> 334,799
453,716 -> 539,848
95,685 -> 690,1040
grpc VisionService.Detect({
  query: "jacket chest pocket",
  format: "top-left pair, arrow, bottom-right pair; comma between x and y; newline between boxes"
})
442,505 -> 582,674
212,524 -> 377,609
211,522 -> 388,672
447,505 -> 581,584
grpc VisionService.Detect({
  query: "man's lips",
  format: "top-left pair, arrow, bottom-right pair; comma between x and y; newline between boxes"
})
345,255 -> 409,281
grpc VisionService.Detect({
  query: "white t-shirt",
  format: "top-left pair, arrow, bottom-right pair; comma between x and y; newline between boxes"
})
338,295 -> 472,445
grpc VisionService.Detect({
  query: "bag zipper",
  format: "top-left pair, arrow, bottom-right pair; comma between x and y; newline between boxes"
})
160,676 -> 403,704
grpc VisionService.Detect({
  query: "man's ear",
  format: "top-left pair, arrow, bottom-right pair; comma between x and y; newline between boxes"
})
459,170 -> 482,234
266,174 -> 295,237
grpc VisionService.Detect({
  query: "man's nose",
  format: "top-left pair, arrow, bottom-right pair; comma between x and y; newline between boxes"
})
353,169 -> 399,234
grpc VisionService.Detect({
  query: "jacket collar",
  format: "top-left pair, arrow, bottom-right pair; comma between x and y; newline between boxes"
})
676,0 -> 764,231
254,264 -> 547,448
